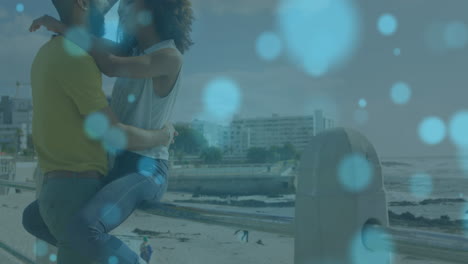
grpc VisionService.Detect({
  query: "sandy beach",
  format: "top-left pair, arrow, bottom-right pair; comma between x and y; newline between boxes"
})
0,189 -> 459,264
0,191 -> 294,264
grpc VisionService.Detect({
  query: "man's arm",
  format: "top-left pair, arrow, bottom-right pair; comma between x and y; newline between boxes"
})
91,48 -> 182,79
29,14 -> 181,78
98,106 -> 173,151
30,15 -> 125,56
60,55 -> 173,152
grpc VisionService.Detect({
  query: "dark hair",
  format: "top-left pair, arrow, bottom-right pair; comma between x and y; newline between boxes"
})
119,0 -> 195,54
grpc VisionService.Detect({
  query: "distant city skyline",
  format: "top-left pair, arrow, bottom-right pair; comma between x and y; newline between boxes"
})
1,0 -> 467,157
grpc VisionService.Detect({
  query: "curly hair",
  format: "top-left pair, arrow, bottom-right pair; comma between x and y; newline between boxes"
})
119,0 -> 195,55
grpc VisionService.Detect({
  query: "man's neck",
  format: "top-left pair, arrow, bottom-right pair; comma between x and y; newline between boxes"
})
67,12 -> 87,29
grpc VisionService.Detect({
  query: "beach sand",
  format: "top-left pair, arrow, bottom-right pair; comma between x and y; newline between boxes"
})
0,191 -> 456,264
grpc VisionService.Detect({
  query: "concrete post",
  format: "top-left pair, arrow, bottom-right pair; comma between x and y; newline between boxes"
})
294,128 -> 390,264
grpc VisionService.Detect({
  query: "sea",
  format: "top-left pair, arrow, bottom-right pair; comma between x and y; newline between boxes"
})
382,155 -> 468,221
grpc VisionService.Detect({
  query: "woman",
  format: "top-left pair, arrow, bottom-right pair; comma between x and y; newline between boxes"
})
22,0 -> 194,263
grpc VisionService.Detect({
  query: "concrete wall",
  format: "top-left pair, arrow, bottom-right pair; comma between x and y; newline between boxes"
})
167,175 -> 295,196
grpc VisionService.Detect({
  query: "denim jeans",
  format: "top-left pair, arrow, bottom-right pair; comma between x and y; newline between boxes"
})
23,151 -> 169,264
37,174 -> 103,264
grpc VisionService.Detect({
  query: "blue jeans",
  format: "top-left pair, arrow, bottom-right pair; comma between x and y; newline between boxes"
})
22,151 -> 169,264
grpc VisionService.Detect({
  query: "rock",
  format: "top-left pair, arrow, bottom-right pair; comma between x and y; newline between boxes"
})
419,198 -> 466,205
389,201 -> 418,207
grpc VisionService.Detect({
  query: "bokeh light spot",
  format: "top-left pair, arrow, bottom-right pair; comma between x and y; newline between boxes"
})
358,98 -> 367,108
338,153 -> 373,192
393,48 -> 401,56
256,31 -> 282,61
138,157 -> 157,177
390,82 -> 411,105
409,173 -> 433,199
33,240 -> 48,257
16,3 -> 25,13
63,27 -> 92,57
353,109 -> 369,125
378,13 -> 398,36
444,22 -> 468,49
449,111 -> 468,148
202,77 -> 241,122
108,255 -> 119,264
128,94 -> 136,103
49,254 -> 57,262
84,112 -> 110,140
353,226 -> 394,264
418,117 -> 446,145
101,204 -> 122,227
102,127 -> 128,155
277,0 -> 361,77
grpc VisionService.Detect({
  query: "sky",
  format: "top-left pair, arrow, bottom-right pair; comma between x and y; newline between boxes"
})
0,0 -> 467,157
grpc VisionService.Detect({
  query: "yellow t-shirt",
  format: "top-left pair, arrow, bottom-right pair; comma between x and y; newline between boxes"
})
31,36 -> 108,175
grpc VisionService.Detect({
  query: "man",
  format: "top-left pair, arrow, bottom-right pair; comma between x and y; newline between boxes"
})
29,0 -> 174,263
139,237 -> 153,263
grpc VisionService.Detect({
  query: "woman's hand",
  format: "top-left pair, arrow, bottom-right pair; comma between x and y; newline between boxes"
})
29,15 -> 66,34
160,123 -> 178,146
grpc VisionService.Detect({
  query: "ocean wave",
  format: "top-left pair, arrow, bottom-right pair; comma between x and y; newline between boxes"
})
389,198 -> 466,207
381,161 -> 412,167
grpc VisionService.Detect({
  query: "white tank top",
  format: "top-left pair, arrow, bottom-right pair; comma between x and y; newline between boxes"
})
110,39 -> 182,160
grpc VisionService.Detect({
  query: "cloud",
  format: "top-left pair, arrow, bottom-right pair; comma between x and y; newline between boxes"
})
172,66 -> 344,124
0,12 -> 53,96
0,7 -> 8,19
191,0 -> 278,16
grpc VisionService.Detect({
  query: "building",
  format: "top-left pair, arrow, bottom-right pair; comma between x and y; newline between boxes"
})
191,119 -> 230,152
0,96 -> 12,124
12,111 -> 33,134
0,96 -> 33,151
228,110 -> 334,156
313,109 -> 335,136
0,125 -> 20,152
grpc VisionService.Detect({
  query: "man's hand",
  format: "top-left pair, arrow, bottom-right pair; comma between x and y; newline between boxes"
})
29,15 -> 65,34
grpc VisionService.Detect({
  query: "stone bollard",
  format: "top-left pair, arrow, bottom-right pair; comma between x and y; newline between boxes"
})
294,128 -> 391,264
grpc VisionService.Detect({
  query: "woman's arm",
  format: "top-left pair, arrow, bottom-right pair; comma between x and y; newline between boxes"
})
30,15 -> 125,56
93,48 -> 182,79
30,15 -> 182,79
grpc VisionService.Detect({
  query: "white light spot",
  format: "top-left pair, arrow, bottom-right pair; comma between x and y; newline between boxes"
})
390,82 -> 412,105
449,111 -> 468,148
418,117 -> 446,145
338,153 -> 373,192
277,0 -> 361,77
256,31 -> 282,61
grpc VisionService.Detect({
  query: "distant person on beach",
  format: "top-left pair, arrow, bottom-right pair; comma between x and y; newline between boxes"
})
22,0 -> 194,263
139,237 -> 153,263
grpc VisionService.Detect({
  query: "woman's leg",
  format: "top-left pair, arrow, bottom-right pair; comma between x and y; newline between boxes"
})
22,200 -> 58,247
64,163 -> 168,264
